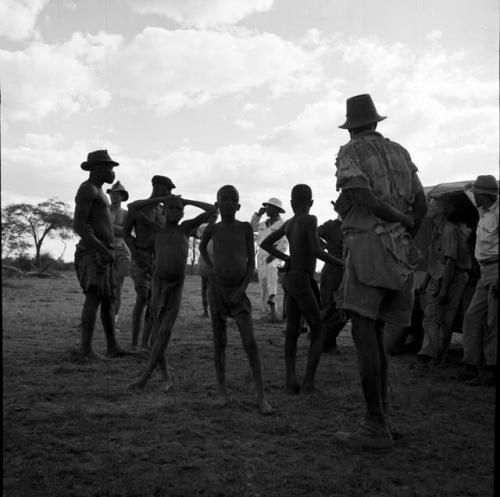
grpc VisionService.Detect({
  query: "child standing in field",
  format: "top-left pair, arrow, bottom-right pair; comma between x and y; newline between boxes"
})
261,184 -> 344,394
199,185 -> 273,415
128,195 -> 216,392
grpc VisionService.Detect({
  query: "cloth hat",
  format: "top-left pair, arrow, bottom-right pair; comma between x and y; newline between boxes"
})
339,94 -> 387,130
472,175 -> 498,196
106,181 -> 129,202
151,175 -> 176,189
262,197 -> 285,213
81,149 -> 119,171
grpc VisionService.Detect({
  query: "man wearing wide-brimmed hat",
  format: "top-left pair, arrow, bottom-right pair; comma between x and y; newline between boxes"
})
251,197 -> 288,322
333,95 -> 427,450
460,175 -> 498,386
73,150 -> 133,361
106,181 -> 131,328
123,175 -> 176,349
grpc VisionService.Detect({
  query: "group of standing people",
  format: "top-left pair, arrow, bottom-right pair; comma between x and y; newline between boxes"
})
72,93 -> 497,451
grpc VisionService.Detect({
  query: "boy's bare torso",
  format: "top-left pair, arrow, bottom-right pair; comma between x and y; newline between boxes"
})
134,204 -> 165,250
154,225 -> 189,282
211,221 -> 251,286
286,215 -> 317,276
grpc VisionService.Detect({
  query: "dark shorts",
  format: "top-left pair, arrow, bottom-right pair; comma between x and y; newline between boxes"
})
208,279 -> 252,320
130,248 -> 153,291
74,244 -> 116,301
150,273 -> 184,319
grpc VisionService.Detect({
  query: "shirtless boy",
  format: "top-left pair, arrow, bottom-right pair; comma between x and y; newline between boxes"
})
124,176 -> 175,349
199,185 -> 273,415
261,184 -> 343,393
73,150 -> 131,361
128,195 -> 216,392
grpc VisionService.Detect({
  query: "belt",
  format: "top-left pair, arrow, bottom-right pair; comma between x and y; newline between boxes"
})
478,258 -> 498,266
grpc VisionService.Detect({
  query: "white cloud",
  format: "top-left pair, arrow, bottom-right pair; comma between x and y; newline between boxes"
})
0,32 -> 122,121
128,0 -> 274,28
235,118 -> 255,129
107,27 -> 324,115
0,0 -> 49,41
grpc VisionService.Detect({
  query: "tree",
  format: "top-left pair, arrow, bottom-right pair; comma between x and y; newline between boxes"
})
2,198 -> 74,270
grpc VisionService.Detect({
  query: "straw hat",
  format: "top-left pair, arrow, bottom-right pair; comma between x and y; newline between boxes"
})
262,197 -> 285,213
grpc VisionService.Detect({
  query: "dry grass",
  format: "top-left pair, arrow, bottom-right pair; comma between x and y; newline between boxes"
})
3,273 -> 495,497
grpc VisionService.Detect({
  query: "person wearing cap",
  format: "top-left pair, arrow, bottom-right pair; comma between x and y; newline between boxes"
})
106,181 -> 132,328
250,198 -> 288,322
123,175 -> 176,349
73,150 -> 132,360
460,175 -> 498,386
333,94 -> 427,450
416,195 -> 471,364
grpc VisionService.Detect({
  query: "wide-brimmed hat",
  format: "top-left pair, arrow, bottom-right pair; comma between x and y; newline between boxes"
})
262,197 -> 285,213
81,149 -> 119,171
106,181 -> 129,202
472,175 -> 498,196
339,94 -> 387,130
151,175 -> 176,189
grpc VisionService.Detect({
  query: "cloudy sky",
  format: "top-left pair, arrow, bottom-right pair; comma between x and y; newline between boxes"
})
1,0 -> 498,260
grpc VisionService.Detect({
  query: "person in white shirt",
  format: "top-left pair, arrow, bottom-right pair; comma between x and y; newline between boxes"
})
250,198 -> 287,322
461,175 -> 498,386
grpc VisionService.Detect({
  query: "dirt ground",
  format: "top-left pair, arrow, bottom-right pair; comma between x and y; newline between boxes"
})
2,272 -> 495,497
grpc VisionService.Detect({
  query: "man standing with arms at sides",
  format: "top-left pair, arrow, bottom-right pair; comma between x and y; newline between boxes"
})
460,175 -> 498,386
123,175 -> 176,350
333,94 -> 427,450
251,198 -> 287,322
106,181 -> 131,329
73,150 -> 132,361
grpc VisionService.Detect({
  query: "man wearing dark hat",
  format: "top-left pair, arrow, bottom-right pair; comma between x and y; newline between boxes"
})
333,94 -> 427,450
123,175 -> 176,349
107,181 -> 131,328
251,197 -> 287,321
460,175 -> 498,386
73,150 -> 131,360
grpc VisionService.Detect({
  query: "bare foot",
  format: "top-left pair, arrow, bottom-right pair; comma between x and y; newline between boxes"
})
70,348 -> 105,364
286,377 -> 300,395
258,398 -> 274,415
161,377 -> 174,393
107,346 -> 139,358
214,393 -> 229,408
301,383 -> 324,395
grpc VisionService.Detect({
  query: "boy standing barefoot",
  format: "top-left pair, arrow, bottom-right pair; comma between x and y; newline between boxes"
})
199,185 -> 273,415
261,184 -> 343,394
128,195 -> 216,392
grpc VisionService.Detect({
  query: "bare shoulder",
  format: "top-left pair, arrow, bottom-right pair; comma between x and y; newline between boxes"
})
296,214 -> 317,228
75,181 -> 98,203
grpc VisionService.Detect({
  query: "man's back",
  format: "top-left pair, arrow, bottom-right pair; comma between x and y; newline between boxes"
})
286,215 -> 317,276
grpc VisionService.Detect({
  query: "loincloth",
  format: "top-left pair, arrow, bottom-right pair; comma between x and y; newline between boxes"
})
208,279 -> 252,319
74,242 -> 116,301
114,237 -> 131,279
150,272 -> 184,319
282,270 -> 320,305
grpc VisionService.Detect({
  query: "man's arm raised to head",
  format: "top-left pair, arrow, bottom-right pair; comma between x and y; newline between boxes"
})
260,221 -> 290,264
127,195 -> 172,212
74,183 -> 113,259
305,215 -> 343,267
180,200 -> 217,234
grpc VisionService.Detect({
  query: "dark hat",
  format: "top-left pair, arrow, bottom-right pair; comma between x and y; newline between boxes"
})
106,181 -> 129,202
472,175 -> 498,196
81,149 -> 119,171
151,175 -> 176,189
339,94 -> 387,130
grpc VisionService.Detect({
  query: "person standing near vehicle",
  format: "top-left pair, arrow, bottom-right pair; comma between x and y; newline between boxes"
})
251,198 -> 287,322
460,175 -> 498,386
417,196 -> 471,364
333,94 -> 427,450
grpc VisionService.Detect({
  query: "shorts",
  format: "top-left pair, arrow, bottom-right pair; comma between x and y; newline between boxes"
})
130,248 -> 153,291
114,238 -> 131,279
150,272 -> 184,319
338,259 -> 414,327
208,279 -> 252,320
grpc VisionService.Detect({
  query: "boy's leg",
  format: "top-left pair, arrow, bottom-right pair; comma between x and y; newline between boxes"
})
284,293 -> 302,394
201,276 -> 209,316
131,288 -> 148,347
78,291 -> 101,359
211,311 -> 229,405
462,282 -> 488,369
298,290 -> 325,392
234,312 -> 273,414
100,297 -> 128,357
140,300 -> 154,349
